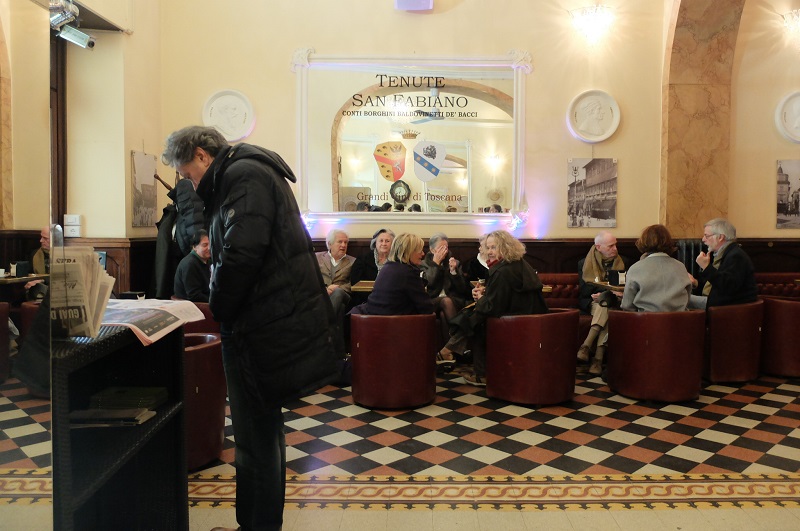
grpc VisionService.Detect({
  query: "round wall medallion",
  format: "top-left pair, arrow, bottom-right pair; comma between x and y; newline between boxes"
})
202,90 -> 256,141
775,91 -> 800,144
566,89 -> 621,143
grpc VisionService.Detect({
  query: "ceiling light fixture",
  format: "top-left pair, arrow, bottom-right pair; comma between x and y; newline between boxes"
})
785,9 -> 800,35
570,4 -> 614,46
49,0 -> 79,30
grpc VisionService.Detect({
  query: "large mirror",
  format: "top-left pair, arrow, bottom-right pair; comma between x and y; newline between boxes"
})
293,50 -> 531,225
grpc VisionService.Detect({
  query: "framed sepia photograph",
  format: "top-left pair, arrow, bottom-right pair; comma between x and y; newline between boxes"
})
567,157 -> 618,228
776,159 -> 800,228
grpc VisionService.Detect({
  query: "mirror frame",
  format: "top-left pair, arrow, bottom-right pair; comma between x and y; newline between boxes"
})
292,49 -> 532,228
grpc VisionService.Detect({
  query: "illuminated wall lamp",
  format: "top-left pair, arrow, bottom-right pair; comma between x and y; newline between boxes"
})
570,5 -> 614,45
785,9 -> 800,35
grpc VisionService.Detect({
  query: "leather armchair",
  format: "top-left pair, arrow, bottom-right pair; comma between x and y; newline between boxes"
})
485,309 -> 579,405
607,309 -> 706,402
760,296 -> 800,377
184,332 -> 227,470
350,314 -> 437,409
705,300 -> 764,382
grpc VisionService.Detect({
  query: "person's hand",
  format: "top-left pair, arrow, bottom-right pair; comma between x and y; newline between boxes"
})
696,251 -> 711,270
688,273 -> 698,288
326,284 -> 338,295
25,279 -> 44,290
591,292 -> 600,301
448,257 -> 459,274
472,285 -> 485,300
432,244 -> 448,265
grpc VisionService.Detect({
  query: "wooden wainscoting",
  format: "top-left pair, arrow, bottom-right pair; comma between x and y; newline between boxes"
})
64,237 -> 156,297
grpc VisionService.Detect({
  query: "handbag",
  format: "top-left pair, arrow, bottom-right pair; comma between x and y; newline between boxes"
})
597,289 -> 620,309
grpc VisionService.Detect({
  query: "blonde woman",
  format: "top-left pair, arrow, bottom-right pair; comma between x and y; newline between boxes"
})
353,233 -> 435,316
441,230 -> 548,386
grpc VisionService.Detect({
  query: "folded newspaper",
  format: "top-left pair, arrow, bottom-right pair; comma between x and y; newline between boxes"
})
50,245 -> 205,343
102,299 -> 204,345
50,246 -> 116,338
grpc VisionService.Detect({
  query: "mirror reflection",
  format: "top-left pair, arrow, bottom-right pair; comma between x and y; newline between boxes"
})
305,64 -> 515,215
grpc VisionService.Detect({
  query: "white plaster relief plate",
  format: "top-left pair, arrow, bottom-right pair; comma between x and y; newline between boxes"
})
566,89 -> 620,143
775,91 -> 800,144
202,90 -> 256,141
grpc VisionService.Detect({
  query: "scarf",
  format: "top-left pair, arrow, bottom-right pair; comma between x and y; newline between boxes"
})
702,243 -> 728,296
374,249 -> 388,273
486,258 -> 500,269
581,246 -> 625,283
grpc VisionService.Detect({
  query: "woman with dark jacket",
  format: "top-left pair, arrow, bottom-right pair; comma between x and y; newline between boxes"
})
350,228 -> 395,284
440,230 -> 548,386
352,233 -> 434,316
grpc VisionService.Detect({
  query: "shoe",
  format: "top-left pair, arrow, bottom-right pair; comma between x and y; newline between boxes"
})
589,358 -> 602,375
210,527 -> 240,531
436,350 -> 455,365
463,372 -> 487,387
577,345 -> 591,362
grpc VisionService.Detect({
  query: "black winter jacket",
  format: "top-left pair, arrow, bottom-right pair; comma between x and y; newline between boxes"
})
196,143 -> 340,408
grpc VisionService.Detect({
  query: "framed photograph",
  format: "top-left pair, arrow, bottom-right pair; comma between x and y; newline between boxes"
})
567,157 -> 618,228
131,151 -> 157,228
777,159 -> 800,228
566,89 -> 621,143
775,92 -> 800,144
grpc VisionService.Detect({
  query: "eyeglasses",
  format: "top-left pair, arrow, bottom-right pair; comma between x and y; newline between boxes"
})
702,233 -> 718,239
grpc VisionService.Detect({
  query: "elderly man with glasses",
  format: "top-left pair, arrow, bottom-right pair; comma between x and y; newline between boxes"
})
688,218 -> 757,309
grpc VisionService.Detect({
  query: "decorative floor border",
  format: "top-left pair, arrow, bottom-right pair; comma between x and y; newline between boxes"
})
188,472 -> 800,511
0,468 -> 52,505
4,468 -> 799,511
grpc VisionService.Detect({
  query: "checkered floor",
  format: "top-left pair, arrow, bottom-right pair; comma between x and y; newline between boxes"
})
2,367 -> 799,511
0,379 -> 51,470
203,368 -> 800,478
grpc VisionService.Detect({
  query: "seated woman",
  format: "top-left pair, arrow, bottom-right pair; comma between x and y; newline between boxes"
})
351,228 -> 395,284
440,230 -> 548,386
464,233 -> 489,282
420,233 -> 472,346
621,224 -> 692,313
351,233 -> 434,316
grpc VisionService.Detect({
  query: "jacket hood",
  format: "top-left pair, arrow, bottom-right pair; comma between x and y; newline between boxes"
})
196,143 -> 297,200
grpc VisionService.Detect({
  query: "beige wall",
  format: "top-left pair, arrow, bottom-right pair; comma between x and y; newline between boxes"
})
60,0 -> 800,240
5,0 -> 49,230
65,0 -> 160,238
731,0 -> 800,238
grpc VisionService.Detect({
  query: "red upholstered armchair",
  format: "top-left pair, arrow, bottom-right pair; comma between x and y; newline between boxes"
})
607,309 -> 706,402
760,296 -> 800,377
704,300 -> 764,383
485,309 -> 579,405
183,332 -> 227,471
350,313 -> 437,409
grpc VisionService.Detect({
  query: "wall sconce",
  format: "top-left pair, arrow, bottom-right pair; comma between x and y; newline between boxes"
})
570,4 -> 614,45
785,9 -> 800,35
485,155 -> 502,174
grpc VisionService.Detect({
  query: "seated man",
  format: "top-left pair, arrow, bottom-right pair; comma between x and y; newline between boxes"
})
689,218 -> 757,309
173,230 -> 211,302
316,229 -> 355,317
577,231 -> 631,375
25,226 -> 50,301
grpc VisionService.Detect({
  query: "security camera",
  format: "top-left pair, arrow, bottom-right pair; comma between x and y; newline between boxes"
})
57,25 -> 96,49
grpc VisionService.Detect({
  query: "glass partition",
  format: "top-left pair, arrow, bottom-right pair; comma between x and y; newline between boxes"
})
293,50 -> 532,226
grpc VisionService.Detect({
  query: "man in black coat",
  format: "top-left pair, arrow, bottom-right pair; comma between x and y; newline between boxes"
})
162,126 -> 340,531
690,218 -> 757,309
173,229 -> 211,302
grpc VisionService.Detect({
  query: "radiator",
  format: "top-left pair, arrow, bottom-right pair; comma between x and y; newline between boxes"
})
676,239 -> 704,277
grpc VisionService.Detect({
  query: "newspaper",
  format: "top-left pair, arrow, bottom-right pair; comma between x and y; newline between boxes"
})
50,246 -> 116,338
102,299 -> 205,345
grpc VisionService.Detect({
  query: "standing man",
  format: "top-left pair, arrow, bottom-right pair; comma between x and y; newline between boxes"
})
577,231 -> 631,375
173,229 -> 211,302
162,126 -> 340,531
689,218 -> 757,309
